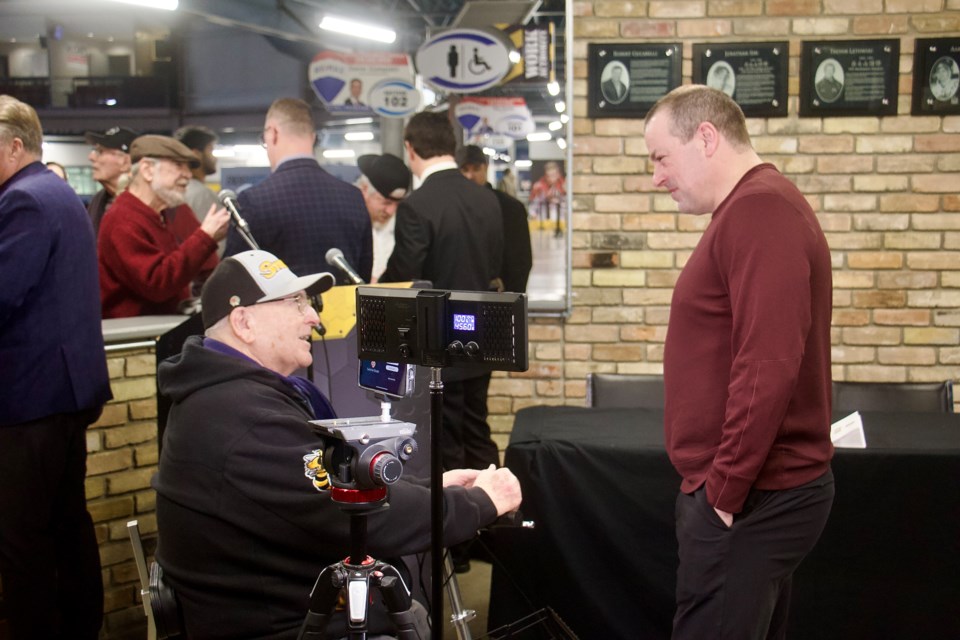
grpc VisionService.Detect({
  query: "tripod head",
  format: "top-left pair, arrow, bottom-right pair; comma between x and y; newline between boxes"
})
309,417 -> 418,512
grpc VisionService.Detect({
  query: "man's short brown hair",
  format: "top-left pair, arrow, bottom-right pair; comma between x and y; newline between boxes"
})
266,97 -> 316,139
645,85 -> 751,149
404,111 -> 456,160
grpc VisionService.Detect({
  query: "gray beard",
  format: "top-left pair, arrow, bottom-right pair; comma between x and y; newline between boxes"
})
154,184 -> 185,208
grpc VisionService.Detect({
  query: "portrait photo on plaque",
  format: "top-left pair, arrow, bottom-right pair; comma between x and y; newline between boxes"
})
912,38 -> 960,115
692,42 -> 788,117
588,42 -> 682,118
800,39 -> 899,117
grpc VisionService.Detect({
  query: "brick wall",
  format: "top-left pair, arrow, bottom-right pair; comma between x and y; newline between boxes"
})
89,347 -> 159,639
487,0 -> 960,444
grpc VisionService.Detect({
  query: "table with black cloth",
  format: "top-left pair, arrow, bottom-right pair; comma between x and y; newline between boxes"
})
486,406 -> 960,639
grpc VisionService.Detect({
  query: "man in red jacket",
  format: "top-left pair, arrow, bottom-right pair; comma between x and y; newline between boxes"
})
98,135 -> 230,318
645,85 -> 835,640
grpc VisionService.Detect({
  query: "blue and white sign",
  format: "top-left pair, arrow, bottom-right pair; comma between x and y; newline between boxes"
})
368,78 -> 420,118
455,96 -> 535,141
309,51 -> 415,116
415,28 -> 513,94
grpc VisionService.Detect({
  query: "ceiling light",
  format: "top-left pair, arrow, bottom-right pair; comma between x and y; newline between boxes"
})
526,132 -> 552,142
554,100 -> 566,113
560,114 -> 569,123
344,132 -> 374,142
212,148 -> 236,158
344,117 -> 374,125
556,138 -> 567,150
483,147 -> 496,157
509,51 -> 521,63
547,81 -> 560,96
323,149 -> 356,159
106,0 -> 178,9
319,16 -> 396,44
515,160 -> 532,168
548,121 -> 562,131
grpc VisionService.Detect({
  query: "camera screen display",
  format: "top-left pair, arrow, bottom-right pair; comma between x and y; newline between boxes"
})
358,360 -> 411,398
452,313 -> 476,331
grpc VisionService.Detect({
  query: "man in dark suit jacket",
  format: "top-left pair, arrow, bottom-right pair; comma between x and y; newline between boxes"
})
456,144 -> 532,293
224,98 -> 372,284
0,96 -> 112,640
380,112 -> 504,482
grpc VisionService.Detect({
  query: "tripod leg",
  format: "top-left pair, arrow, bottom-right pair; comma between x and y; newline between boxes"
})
377,571 -> 425,640
298,564 -> 347,640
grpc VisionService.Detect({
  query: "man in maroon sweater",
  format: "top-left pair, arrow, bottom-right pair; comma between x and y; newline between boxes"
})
645,85 -> 835,639
99,135 -> 230,318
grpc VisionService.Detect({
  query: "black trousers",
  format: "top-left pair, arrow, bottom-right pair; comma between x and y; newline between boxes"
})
440,373 -> 499,471
672,470 -> 835,640
0,411 -> 103,640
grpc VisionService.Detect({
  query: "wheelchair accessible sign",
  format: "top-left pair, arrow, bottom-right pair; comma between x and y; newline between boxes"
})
415,28 -> 512,93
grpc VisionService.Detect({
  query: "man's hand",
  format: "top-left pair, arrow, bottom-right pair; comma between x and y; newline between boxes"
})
714,506 -> 733,528
442,468 -> 481,488
472,464 -> 522,516
200,205 -> 231,241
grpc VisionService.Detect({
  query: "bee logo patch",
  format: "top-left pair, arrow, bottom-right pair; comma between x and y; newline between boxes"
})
303,449 -> 330,492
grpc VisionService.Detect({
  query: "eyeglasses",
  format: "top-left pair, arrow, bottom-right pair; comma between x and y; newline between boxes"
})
259,125 -> 275,148
269,293 -> 309,315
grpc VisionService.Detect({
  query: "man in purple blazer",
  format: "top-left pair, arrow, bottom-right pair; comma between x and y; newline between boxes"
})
224,98 -> 372,284
0,95 -> 112,639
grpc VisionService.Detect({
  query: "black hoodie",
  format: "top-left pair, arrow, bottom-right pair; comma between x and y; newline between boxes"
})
152,336 -> 496,638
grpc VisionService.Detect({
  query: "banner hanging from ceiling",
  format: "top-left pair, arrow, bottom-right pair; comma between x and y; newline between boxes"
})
454,96 -> 535,141
309,51 -> 419,118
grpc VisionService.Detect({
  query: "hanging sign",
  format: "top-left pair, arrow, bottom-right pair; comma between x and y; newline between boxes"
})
415,28 -> 512,93
454,96 -> 534,140
309,51 -> 416,116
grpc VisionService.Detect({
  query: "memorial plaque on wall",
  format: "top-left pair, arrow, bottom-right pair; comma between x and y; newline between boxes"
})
588,43 -> 681,118
799,39 -> 900,117
911,38 -> 960,115
692,42 -> 788,118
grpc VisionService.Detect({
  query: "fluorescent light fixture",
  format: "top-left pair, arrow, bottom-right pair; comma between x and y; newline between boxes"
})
344,131 -> 374,142
106,0 -> 179,10
509,50 -> 521,63
526,132 -> 552,142
319,16 -> 396,44
515,160 -> 532,168
344,117 -> 374,125
547,81 -> 560,96
105,98 -> 118,106
323,149 -> 356,159
554,100 -> 566,113
548,120 -> 563,131
212,148 -> 236,158
556,137 -> 567,150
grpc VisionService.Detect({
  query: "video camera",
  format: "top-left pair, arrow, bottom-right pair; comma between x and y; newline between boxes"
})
310,416 -> 419,509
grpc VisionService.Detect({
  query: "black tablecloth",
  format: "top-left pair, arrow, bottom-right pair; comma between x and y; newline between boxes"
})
487,406 -> 960,639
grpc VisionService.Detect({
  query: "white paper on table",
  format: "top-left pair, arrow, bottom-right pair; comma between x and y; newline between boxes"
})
830,411 -> 867,448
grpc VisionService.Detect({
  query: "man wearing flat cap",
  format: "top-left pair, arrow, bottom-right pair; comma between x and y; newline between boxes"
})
152,249 -> 521,639
84,125 -> 138,237
98,134 -> 230,318
356,153 -> 411,282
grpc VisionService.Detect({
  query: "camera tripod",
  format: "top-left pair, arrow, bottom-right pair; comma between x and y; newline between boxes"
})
297,486 -> 425,640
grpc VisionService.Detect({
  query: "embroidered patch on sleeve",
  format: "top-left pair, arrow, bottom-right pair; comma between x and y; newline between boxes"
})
303,449 -> 330,492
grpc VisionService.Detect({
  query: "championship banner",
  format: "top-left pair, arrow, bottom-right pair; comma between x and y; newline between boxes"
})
309,51 -> 419,117
500,23 -> 554,84
454,96 -> 535,141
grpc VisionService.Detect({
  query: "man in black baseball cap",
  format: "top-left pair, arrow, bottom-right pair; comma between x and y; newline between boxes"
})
84,126 -> 139,236
356,153 -> 411,281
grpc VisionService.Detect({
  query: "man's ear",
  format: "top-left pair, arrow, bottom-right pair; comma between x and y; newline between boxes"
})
229,306 -> 257,345
698,121 -> 721,157
404,140 -> 415,163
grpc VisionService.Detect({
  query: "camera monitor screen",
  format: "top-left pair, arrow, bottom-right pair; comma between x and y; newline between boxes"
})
358,359 -> 414,399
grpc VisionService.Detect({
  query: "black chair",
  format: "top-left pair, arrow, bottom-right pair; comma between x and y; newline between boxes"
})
585,373 -> 665,409
127,521 -> 184,640
832,381 -> 954,414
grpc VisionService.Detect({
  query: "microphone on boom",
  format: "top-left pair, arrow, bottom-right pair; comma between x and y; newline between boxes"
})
325,248 -> 365,285
217,189 -> 259,250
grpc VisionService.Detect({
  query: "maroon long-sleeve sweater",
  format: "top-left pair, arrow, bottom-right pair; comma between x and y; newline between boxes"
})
664,163 -> 834,514
99,190 -> 218,318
